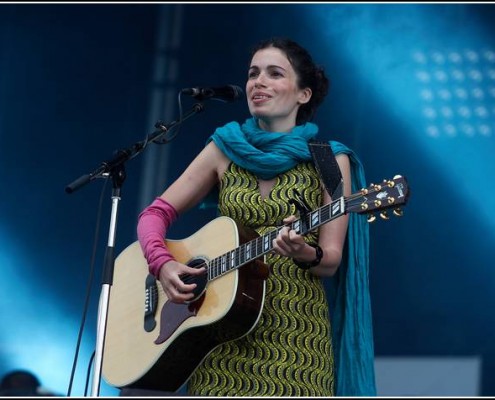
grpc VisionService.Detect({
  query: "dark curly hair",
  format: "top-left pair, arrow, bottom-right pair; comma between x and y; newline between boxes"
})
250,37 -> 330,125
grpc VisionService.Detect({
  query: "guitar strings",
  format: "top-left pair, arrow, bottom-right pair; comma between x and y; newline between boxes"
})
171,183 -> 391,287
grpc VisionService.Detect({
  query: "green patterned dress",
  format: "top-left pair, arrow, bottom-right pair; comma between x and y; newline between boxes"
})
187,162 -> 334,396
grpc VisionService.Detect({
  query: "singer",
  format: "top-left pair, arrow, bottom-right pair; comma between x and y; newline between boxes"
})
136,37 -> 376,396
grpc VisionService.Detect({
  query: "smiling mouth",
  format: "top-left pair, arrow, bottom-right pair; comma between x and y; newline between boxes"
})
252,95 -> 271,104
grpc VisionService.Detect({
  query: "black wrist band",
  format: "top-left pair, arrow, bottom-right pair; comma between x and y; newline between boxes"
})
293,245 -> 324,270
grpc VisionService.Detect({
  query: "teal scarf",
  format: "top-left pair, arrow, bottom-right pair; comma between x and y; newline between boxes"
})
208,117 -> 318,180
328,141 -> 377,397
205,117 -> 376,396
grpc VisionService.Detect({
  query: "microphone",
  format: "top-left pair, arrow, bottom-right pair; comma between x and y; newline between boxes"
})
181,85 -> 244,102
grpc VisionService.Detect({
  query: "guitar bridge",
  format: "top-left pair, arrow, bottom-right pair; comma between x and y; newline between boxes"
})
144,274 -> 158,332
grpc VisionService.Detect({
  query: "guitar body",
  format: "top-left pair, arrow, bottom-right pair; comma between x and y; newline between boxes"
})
102,216 -> 267,392
101,175 -> 410,393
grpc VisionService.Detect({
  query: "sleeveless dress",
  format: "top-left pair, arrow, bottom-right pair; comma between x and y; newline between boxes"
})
187,162 -> 334,396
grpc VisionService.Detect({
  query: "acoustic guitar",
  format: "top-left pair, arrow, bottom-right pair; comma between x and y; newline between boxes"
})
102,175 -> 409,392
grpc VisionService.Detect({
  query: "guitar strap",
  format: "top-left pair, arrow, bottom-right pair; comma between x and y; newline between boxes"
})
308,140 -> 343,199
289,140 -> 343,231
275,140 -> 345,229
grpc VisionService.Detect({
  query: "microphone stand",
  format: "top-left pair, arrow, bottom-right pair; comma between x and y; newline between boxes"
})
65,102 -> 205,397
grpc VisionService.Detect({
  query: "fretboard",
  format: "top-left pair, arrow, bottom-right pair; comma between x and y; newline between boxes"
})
207,196 -> 346,281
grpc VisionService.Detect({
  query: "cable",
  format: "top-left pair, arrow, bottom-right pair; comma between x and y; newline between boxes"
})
66,178 -> 109,396
152,90 -> 186,145
84,351 -> 96,397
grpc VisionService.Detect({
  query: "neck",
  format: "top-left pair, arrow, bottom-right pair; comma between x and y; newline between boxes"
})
257,117 -> 296,133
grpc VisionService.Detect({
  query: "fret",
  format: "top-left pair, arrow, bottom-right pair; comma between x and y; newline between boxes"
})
256,236 -> 263,257
215,258 -> 221,278
252,238 -> 259,259
210,259 -> 216,279
331,197 -> 344,218
242,246 -> 247,264
239,244 -> 246,264
221,255 -> 227,274
322,203 -> 330,221
310,209 -> 320,229
263,234 -> 271,252
230,250 -> 236,270
292,219 -> 301,234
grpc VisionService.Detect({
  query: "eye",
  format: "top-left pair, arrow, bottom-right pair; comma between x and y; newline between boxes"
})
248,70 -> 259,79
267,67 -> 286,78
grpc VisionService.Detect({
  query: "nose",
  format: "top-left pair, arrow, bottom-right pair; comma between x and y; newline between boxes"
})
254,73 -> 267,88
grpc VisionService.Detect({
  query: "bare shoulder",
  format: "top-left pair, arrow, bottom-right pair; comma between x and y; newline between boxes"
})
335,153 -> 352,196
203,140 -> 231,178
335,152 -> 351,171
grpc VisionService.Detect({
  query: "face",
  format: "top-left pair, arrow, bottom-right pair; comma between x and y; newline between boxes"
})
246,47 -> 311,132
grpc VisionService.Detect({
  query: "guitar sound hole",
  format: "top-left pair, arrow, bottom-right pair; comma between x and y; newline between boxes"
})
181,257 -> 208,302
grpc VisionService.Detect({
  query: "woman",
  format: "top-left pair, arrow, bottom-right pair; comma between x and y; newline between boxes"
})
137,37 -> 376,396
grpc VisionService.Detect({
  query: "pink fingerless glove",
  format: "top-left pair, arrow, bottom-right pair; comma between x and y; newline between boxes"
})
137,197 -> 179,278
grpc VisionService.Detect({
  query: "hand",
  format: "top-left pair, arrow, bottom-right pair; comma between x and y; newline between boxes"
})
158,260 -> 206,303
272,215 -> 307,258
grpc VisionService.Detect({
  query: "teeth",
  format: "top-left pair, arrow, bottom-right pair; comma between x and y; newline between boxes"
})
253,95 -> 269,100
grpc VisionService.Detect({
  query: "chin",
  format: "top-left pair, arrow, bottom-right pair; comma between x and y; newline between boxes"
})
250,111 -> 269,121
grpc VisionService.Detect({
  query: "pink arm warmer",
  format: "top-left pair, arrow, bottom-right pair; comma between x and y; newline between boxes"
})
137,197 -> 179,278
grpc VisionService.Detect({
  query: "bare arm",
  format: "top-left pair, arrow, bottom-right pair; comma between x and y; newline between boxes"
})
309,153 -> 351,276
159,141 -> 229,213
155,141 -> 230,303
272,153 -> 352,277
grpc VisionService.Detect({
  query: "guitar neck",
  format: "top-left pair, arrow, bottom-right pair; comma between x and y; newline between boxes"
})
207,197 -> 345,281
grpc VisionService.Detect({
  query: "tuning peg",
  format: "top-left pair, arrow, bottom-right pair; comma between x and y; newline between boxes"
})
379,211 -> 389,220
360,203 -> 369,211
363,182 -> 376,195
367,214 -> 376,223
387,197 -> 395,205
393,208 -> 404,217
373,184 -> 382,191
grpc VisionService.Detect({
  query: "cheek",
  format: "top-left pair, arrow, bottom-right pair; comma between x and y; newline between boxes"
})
245,81 -> 254,93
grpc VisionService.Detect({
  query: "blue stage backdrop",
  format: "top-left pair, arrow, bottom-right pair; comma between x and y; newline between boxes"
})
0,3 -> 494,396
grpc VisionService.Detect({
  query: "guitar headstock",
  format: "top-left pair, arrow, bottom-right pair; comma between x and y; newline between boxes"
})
346,175 -> 410,222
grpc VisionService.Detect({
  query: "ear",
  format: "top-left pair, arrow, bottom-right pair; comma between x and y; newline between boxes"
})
298,87 -> 312,105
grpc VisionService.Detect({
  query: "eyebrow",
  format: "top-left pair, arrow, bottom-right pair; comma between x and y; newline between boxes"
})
248,64 -> 287,71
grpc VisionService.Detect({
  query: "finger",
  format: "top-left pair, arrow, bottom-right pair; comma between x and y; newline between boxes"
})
178,267 -> 208,288
288,229 -> 303,242
180,262 -> 207,276
176,274 -> 198,289
278,226 -> 292,244
272,238 -> 290,256
283,215 -> 297,224
171,278 -> 198,295
169,289 -> 196,304
177,281 -> 198,292
190,266 -> 207,275
282,231 -> 299,248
